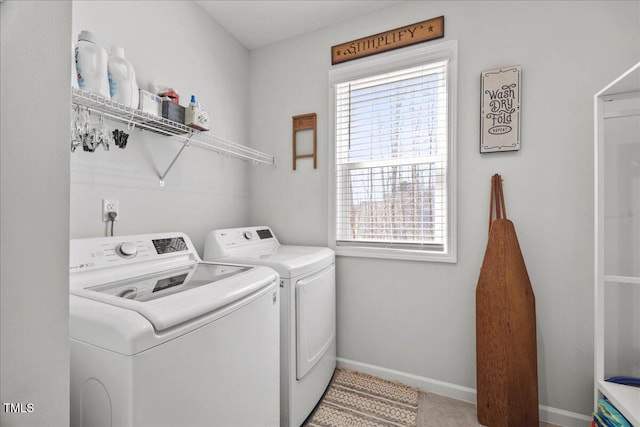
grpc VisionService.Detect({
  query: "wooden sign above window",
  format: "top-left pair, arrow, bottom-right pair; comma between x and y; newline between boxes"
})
331,16 -> 444,65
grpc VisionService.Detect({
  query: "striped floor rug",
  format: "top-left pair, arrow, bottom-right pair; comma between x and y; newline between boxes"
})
304,368 -> 419,427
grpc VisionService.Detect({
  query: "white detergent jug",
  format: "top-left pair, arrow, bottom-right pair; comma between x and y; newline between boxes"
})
71,42 -> 79,90
75,30 -> 110,99
108,46 -> 139,109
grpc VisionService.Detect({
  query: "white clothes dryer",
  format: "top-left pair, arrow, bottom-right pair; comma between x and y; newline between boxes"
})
69,232 -> 280,427
204,226 -> 336,427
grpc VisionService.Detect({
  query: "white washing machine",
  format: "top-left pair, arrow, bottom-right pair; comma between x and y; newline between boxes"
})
204,226 -> 336,427
69,232 -> 280,427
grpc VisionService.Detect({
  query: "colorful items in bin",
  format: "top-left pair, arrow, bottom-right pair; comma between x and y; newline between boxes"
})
592,398 -> 632,427
75,30 -> 110,99
158,89 -> 180,105
607,376 -> 640,388
185,95 -> 210,131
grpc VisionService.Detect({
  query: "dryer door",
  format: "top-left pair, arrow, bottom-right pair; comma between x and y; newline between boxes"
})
295,263 -> 335,380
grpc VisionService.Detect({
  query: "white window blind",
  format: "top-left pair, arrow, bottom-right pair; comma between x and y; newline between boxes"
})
334,60 -> 449,253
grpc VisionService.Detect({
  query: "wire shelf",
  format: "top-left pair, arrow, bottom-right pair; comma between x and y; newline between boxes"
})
71,88 -> 275,166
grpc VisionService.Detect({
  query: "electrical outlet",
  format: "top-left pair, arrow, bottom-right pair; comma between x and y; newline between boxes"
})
102,199 -> 119,222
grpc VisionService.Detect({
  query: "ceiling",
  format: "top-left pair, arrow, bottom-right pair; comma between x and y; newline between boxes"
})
196,1 -> 403,50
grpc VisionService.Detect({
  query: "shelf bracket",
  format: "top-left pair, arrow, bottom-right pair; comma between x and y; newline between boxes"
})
159,134 -> 195,186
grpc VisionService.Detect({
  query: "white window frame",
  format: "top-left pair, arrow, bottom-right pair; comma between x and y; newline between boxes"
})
328,40 -> 457,263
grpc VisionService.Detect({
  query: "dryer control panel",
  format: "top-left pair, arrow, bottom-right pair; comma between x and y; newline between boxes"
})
204,226 -> 279,259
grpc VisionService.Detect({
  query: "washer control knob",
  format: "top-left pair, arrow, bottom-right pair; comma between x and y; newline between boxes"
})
243,231 -> 253,240
116,242 -> 138,259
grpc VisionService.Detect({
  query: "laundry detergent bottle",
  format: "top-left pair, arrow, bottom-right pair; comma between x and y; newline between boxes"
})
108,46 -> 139,108
71,42 -> 79,90
75,30 -> 110,99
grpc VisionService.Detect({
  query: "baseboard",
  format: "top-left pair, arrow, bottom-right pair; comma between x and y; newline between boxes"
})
538,405 -> 592,427
336,358 -> 592,427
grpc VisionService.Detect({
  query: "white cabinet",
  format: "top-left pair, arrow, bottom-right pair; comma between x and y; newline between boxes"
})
594,61 -> 640,425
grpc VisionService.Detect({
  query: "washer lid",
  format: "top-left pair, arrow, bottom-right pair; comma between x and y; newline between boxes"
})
71,262 -> 274,331
228,245 -> 334,278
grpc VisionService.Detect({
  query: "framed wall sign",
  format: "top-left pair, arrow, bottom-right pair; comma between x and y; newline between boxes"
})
480,65 -> 521,153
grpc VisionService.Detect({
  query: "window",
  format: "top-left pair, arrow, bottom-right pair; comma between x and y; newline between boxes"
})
329,41 -> 457,262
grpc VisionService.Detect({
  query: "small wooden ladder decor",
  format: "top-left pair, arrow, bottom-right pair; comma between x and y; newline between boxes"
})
292,113 -> 317,170
476,173 -> 539,427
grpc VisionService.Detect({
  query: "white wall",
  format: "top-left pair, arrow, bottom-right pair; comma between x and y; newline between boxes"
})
1,1 -> 71,426
248,0 -> 640,420
71,1 -> 251,254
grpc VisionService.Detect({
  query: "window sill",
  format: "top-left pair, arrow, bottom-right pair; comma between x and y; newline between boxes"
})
334,245 -> 456,263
